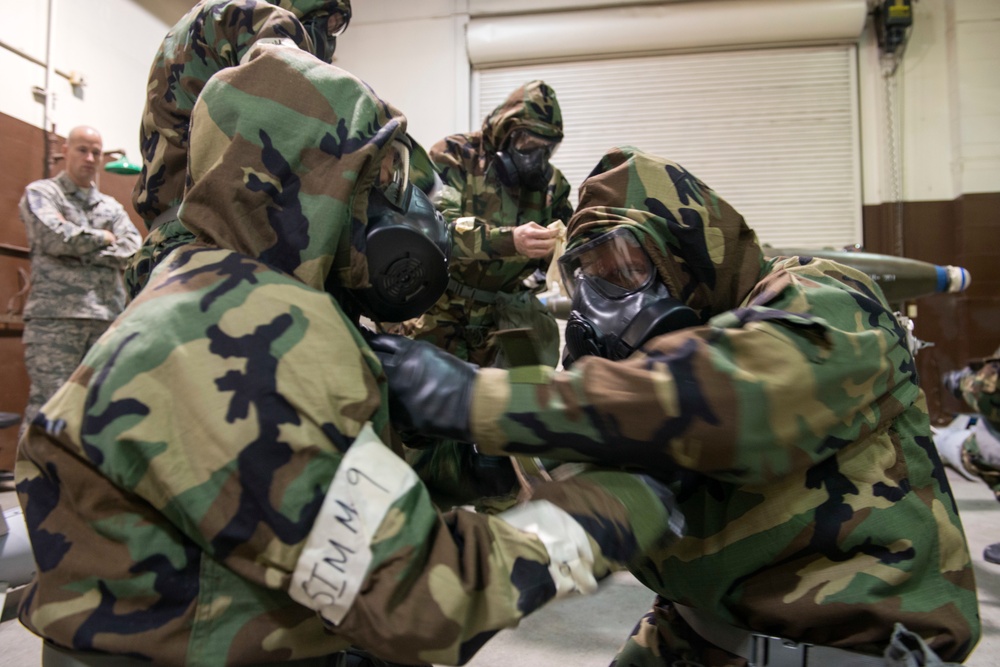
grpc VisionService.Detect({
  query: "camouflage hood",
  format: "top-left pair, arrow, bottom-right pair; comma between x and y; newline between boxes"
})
566,146 -> 764,319
268,0 -> 351,22
178,43 -> 407,292
482,80 -> 563,154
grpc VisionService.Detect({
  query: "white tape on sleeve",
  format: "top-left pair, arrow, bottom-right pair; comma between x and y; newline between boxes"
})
289,422 -> 419,625
498,499 -> 597,598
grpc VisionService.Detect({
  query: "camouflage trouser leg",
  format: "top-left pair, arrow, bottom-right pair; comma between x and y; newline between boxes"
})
610,596 -> 747,667
21,318 -> 111,437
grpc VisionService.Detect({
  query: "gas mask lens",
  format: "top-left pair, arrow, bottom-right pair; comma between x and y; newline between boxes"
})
559,227 -> 700,364
508,129 -> 558,158
503,130 -> 557,191
558,227 -> 655,299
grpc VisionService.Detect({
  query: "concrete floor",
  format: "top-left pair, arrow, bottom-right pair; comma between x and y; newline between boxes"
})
2,468 -> 998,667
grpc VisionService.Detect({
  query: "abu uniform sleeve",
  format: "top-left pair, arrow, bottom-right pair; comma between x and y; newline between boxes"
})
20,183 -> 109,258
91,202 -> 144,269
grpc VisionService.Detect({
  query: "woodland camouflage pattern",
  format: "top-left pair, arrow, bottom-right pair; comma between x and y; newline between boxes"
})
15,49 -> 676,667
467,147 -> 981,664
125,0 -> 351,298
957,347 -> 1000,500
394,80 -> 573,367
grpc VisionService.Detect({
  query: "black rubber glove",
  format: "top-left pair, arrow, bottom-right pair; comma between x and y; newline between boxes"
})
368,334 -> 477,443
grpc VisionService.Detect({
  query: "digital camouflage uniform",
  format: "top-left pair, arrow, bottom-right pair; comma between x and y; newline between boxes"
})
395,80 -> 573,369
125,0 -> 351,299
15,49 -> 680,667
463,147 -> 980,665
18,171 -> 142,431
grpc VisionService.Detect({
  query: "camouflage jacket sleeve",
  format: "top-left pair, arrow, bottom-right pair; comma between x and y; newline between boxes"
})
447,215 -> 518,261
959,356 -> 1000,427
20,182 -> 110,258
429,135 -> 515,261
471,258 -> 918,486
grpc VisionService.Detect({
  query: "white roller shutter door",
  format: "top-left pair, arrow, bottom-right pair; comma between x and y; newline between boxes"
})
474,45 -> 862,249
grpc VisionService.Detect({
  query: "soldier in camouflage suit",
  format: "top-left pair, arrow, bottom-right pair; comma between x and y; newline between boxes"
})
371,146 -> 981,665
15,48 -> 683,667
124,0 -> 352,299
391,81 -> 574,510
942,347 -> 1000,564
395,79 -> 573,369
18,125 -> 142,436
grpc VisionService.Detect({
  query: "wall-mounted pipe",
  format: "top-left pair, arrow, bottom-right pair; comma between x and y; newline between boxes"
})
0,39 -> 76,84
468,0 -> 869,68
44,0 -> 57,177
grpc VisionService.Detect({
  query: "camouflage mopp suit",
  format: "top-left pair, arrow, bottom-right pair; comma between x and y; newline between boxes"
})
390,81 -> 574,512
393,80 -> 573,369
15,47 -> 682,667
375,147 -> 982,665
124,0 -> 352,299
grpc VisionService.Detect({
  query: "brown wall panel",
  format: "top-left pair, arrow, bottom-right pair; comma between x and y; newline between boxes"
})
864,194 -> 1000,424
0,111 -> 145,471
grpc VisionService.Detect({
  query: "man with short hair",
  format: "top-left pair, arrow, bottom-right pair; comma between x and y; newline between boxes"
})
18,125 -> 141,434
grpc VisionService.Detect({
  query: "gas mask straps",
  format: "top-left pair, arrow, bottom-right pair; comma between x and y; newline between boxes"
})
303,10 -> 350,63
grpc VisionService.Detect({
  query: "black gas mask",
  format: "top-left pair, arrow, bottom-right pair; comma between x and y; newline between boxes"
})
350,141 -> 450,323
303,10 -> 349,63
495,129 -> 557,192
559,227 -> 700,366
